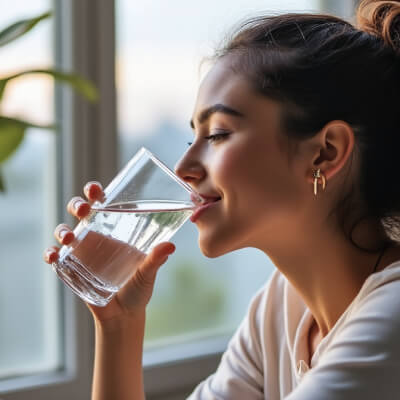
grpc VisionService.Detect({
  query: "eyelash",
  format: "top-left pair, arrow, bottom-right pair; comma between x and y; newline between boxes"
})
187,132 -> 230,147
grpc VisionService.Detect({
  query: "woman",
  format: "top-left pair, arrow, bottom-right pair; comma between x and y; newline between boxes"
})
44,0 -> 400,398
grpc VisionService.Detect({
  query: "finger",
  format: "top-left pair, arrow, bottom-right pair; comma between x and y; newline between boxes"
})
67,196 -> 91,219
83,181 -> 105,204
54,223 -> 75,245
155,241 -> 176,258
43,245 -> 60,264
139,242 -> 176,278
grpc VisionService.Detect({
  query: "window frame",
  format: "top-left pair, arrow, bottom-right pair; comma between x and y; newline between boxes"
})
0,0 -> 116,398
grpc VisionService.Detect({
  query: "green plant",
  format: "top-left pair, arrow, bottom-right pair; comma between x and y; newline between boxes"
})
0,11 -> 98,192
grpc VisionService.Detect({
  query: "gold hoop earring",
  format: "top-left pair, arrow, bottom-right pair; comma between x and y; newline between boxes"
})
313,169 -> 326,196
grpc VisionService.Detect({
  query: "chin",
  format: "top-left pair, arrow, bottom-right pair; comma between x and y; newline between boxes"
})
198,235 -> 243,259
198,242 -> 222,258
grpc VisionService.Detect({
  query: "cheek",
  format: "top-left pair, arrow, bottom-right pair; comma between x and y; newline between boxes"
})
212,138 -> 260,182
213,148 -> 239,182
214,141 -> 301,215
213,141 -> 268,196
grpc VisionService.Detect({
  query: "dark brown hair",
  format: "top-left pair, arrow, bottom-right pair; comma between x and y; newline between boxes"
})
212,0 -> 400,251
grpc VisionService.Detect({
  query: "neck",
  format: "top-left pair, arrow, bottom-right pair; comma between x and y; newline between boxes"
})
260,219 -> 395,337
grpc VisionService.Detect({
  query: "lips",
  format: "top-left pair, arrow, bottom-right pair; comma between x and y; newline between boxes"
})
190,193 -> 221,222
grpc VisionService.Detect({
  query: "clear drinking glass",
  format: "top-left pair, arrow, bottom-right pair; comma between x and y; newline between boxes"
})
52,147 -> 202,306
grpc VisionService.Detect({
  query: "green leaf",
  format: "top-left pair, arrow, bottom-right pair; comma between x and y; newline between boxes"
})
0,12 -> 51,47
0,69 -> 98,103
0,116 -> 54,163
41,69 -> 98,102
0,168 -> 5,192
0,117 -> 25,164
0,80 -> 6,102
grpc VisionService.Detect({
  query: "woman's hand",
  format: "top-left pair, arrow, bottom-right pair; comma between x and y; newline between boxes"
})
43,181 -> 175,324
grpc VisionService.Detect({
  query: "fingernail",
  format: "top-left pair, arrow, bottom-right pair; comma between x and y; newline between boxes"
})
60,229 -> 74,244
167,245 -> 176,255
73,199 -> 85,210
85,182 -> 102,199
89,185 -> 101,198
46,250 -> 57,263
59,228 -> 68,238
76,202 -> 90,217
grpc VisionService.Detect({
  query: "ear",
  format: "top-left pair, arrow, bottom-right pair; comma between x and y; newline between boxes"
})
307,120 -> 355,185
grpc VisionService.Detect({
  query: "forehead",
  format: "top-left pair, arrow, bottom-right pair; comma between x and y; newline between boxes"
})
194,57 -> 256,113
193,57 -> 283,134
193,56 -> 291,156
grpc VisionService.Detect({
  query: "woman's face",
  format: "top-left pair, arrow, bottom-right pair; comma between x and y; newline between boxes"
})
174,56 -> 310,257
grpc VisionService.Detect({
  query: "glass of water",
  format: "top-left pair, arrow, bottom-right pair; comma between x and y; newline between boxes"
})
52,147 -> 203,306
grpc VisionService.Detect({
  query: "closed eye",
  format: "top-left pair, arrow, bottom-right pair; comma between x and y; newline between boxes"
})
205,132 -> 230,143
187,131 -> 230,147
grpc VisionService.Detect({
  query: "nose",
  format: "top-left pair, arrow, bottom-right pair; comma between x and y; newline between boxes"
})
174,150 -> 205,184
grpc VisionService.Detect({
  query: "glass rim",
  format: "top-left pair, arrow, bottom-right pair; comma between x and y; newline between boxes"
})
140,147 -> 203,204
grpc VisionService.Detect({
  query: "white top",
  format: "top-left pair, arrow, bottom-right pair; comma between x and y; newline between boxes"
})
187,260 -> 400,399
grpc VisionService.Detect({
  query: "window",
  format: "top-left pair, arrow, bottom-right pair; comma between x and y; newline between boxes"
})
0,1 -> 99,398
0,0 -> 61,382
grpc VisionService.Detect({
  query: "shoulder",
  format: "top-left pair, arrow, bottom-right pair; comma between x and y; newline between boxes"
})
249,268 -> 285,307
245,268 -> 287,327
241,268 -> 306,355
319,261 -> 400,364
356,259 -> 400,312
349,260 -> 400,330
230,268 -> 286,345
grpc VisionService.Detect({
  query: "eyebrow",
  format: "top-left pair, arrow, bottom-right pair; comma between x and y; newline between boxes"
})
190,103 -> 244,129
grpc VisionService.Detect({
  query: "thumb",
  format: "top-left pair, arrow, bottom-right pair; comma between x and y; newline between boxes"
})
138,241 -> 176,281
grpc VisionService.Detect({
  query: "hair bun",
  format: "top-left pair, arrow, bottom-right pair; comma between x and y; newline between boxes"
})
356,0 -> 400,52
